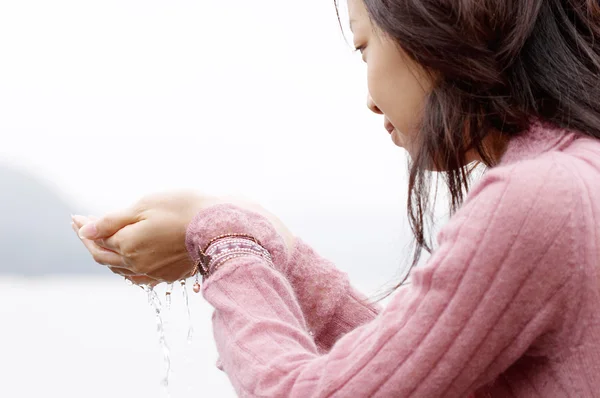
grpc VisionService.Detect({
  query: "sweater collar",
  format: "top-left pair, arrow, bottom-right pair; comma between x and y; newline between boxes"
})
499,120 -> 581,166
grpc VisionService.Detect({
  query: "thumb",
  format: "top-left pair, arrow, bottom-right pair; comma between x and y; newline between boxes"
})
78,208 -> 137,239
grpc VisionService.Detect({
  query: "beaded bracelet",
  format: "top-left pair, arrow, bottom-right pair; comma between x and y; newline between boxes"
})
192,234 -> 273,292
202,233 -> 263,253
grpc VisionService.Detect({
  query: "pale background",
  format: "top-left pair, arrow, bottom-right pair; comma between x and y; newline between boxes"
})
0,0 -> 443,396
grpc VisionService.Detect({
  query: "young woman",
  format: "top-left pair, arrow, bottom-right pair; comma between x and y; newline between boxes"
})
72,0 -> 600,396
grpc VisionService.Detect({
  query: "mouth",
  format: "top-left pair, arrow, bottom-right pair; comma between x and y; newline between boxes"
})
384,119 -> 395,135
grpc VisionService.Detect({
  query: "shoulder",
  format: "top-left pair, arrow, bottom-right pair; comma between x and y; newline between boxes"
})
471,127 -> 598,211
472,151 -> 581,212
439,152 -> 582,245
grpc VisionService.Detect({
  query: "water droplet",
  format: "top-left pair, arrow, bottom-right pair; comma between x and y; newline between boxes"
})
146,286 -> 172,393
124,277 -> 134,286
181,280 -> 194,343
165,283 -> 173,310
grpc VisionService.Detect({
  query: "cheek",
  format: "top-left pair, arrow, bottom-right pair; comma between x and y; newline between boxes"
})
366,62 -> 388,113
367,61 -> 425,140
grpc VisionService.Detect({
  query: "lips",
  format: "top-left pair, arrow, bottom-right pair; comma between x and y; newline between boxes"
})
384,119 -> 395,134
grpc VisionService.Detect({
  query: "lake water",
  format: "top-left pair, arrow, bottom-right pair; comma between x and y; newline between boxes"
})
0,276 -> 386,397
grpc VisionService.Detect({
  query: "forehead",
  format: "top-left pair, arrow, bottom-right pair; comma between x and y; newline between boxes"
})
347,0 -> 368,32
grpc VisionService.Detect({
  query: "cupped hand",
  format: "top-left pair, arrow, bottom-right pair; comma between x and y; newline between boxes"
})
72,190 -> 216,284
71,215 -> 160,286
71,215 -> 161,286
71,191 -> 296,285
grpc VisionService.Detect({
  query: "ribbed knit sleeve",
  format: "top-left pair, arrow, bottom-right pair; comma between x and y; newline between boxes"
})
287,238 -> 381,352
185,204 -> 381,354
194,156 -> 587,397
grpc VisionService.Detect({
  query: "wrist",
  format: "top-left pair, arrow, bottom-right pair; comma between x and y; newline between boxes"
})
185,203 -> 290,272
197,235 -> 275,281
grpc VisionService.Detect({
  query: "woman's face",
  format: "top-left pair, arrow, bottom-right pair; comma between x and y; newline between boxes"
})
348,0 -> 432,153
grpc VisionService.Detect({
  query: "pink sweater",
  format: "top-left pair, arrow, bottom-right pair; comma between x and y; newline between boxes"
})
185,123 -> 600,397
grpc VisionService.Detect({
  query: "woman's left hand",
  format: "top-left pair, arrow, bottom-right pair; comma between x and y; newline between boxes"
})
71,190 -> 216,284
71,190 -> 296,285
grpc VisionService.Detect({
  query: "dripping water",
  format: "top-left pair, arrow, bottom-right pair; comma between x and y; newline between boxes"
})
165,283 -> 173,310
180,279 -> 194,343
180,279 -> 196,395
145,285 -> 172,397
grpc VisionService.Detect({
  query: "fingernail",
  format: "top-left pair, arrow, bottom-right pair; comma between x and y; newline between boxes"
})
71,214 -> 87,226
79,223 -> 98,239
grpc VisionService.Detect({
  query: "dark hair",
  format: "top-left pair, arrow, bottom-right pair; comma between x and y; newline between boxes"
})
337,0 -> 600,301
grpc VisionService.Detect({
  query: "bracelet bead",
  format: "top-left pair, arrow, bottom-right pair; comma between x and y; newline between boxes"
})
194,234 -> 273,282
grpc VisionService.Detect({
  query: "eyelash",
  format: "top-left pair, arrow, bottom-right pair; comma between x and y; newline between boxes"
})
354,45 -> 366,54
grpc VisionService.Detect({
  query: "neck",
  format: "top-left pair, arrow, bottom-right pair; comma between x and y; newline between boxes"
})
466,130 -> 510,166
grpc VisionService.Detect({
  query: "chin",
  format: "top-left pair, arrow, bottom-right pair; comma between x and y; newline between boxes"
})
391,130 -> 405,148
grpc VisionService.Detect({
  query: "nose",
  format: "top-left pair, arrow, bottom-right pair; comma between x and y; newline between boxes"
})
367,94 -> 383,115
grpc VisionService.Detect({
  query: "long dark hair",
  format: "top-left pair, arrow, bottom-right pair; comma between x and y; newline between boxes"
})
337,0 -> 600,300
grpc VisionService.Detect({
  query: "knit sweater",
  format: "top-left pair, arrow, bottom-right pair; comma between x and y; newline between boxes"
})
185,123 -> 600,397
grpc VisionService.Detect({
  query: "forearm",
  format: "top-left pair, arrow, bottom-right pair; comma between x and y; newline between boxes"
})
287,237 -> 381,352
186,203 -> 380,351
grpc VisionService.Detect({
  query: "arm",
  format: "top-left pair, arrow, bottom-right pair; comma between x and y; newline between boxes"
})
186,204 -> 381,353
195,159 -> 585,397
287,237 -> 381,352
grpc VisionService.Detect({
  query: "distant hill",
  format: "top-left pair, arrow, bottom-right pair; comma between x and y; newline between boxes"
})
0,164 -> 108,275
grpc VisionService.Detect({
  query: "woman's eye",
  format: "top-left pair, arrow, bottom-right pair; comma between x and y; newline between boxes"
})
354,45 -> 367,62
354,45 -> 366,54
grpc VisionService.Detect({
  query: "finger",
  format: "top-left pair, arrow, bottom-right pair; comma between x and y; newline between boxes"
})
72,221 -> 119,255
98,220 -> 146,256
77,208 -> 138,240
71,221 -> 89,240
96,238 -> 120,253
96,223 -> 135,254
71,215 -> 90,229
78,234 -> 128,268
104,263 -> 159,285
124,274 -> 159,287
134,275 -> 160,287
110,267 -> 160,286
77,216 -> 123,253
108,265 -> 137,276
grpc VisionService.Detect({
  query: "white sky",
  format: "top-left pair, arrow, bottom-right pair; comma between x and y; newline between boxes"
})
0,0 -> 408,216
0,0 -> 432,287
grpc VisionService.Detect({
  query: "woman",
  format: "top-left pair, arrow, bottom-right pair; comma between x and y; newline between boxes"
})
72,0 -> 600,396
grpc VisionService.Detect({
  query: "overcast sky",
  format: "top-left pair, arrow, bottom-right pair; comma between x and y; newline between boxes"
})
0,0 -> 411,215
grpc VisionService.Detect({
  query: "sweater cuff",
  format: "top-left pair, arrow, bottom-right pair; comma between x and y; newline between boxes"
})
185,203 -> 290,271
